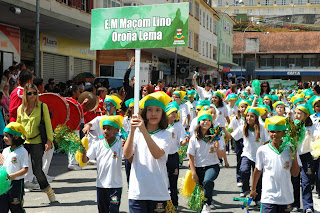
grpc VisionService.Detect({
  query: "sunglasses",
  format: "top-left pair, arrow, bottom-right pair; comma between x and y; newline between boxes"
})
27,91 -> 38,96
262,85 -> 267,87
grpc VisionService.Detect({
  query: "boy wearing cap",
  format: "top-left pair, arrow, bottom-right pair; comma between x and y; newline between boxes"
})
172,91 -> 190,129
0,122 -> 29,212
250,116 -> 300,213
82,115 -> 123,213
186,90 -> 197,122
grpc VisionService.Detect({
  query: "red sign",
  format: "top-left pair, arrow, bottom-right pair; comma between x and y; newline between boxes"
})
222,66 -> 230,72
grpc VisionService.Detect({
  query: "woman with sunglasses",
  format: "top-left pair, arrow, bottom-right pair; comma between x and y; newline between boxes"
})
16,83 -> 56,203
260,82 -> 271,98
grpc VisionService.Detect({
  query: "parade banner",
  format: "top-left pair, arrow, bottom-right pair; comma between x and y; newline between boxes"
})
90,3 -> 189,50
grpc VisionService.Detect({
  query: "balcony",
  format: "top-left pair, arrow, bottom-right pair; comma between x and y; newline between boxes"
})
56,0 -> 93,13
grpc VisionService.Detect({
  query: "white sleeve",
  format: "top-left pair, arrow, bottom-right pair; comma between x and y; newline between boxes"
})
89,116 -> 101,131
219,137 -> 225,150
229,118 -> 236,131
20,149 -> 29,168
231,126 -> 243,141
255,147 -> 264,171
261,127 -> 270,143
187,136 -> 196,156
86,142 -> 96,160
196,87 -> 204,100
154,130 -> 173,156
179,124 -> 186,143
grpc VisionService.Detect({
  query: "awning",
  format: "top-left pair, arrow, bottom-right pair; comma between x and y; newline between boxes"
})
230,70 -> 320,76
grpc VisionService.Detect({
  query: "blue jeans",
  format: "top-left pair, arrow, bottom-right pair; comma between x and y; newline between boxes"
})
166,152 -> 179,206
300,152 -> 314,212
240,156 -> 262,201
97,187 -> 122,213
261,203 -> 292,213
234,138 -> 243,183
0,179 -> 25,213
129,200 -> 167,213
196,164 -> 220,205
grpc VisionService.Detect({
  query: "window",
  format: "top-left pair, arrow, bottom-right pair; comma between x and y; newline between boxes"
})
81,0 -> 86,11
123,3 -> 131,6
260,56 -> 274,67
234,9 -> 240,14
199,39 -> 202,55
189,0 -> 193,15
206,42 -> 208,57
200,9 -> 202,24
203,12 -> 206,27
303,58 -> 317,67
202,41 -> 205,56
315,0 -> 320,4
218,0 -> 223,6
207,15 -> 209,29
195,2 -> 199,19
213,21 -> 217,34
298,8 -> 305,13
100,65 -> 114,76
249,0 -> 254,6
209,44 -> 212,59
188,30 -> 193,48
62,0 -> 68,4
279,8 -> 285,13
266,8 -> 272,14
281,0 -> 287,5
194,33 -> 199,51
288,57 -> 302,67
247,9 -> 253,14
227,22 -> 230,34
312,7 -> 319,13
297,0 -> 303,5
265,0 -> 271,5
274,57 -> 286,67
210,17 -> 212,31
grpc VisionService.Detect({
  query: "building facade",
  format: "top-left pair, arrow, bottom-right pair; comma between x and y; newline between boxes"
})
231,31 -> 320,82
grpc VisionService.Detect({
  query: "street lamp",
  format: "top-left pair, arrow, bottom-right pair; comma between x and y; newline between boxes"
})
240,23 -> 254,83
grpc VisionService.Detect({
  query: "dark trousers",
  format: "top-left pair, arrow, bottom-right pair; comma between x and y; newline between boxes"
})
24,144 -> 49,190
300,152 -> 314,212
124,159 -> 131,186
0,179 -> 25,213
79,123 -> 85,139
240,156 -> 262,201
314,158 -> 320,195
261,203 -> 292,213
129,199 -> 167,213
291,173 -> 301,209
166,152 -> 179,206
196,164 -> 220,205
97,187 -> 122,213
234,139 -> 243,183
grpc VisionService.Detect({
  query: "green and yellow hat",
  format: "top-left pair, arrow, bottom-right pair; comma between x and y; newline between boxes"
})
305,89 -> 314,99
272,101 -> 285,109
258,104 -> 271,113
296,103 -> 314,116
196,100 -> 211,110
291,94 -> 306,105
4,122 -> 27,137
309,96 -> 320,107
173,91 -> 186,99
187,90 -> 196,97
166,101 -> 180,116
240,92 -> 248,98
271,95 -> 279,102
100,115 -> 124,130
197,110 -> 213,123
125,98 -> 134,108
139,91 -> 171,111
235,99 -> 252,107
245,107 -> 266,117
263,94 -> 272,101
227,94 -> 238,101
212,91 -> 226,100
265,116 -> 287,131
104,95 -> 122,110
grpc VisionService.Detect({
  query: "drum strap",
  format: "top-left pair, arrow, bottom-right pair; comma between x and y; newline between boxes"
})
26,134 -> 40,140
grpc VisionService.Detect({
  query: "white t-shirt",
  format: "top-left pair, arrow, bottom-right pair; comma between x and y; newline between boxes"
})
227,104 -> 238,118
215,103 -> 229,118
167,122 -> 186,154
189,117 -> 198,137
186,101 -> 197,122
232,124 -> 270,162
123,116 -> 131,133
256,144 -> 294,205
128,129 -> 172,201
298,125 -> 319,155
196,87 -> 213,101
187,133 -> 224,167
3,146 -> 29,180
179,103 -> 190,128
229,117 -> 245,132
89,116 -> 104,140
310,114 -> 320,131
86,138 -> 123,188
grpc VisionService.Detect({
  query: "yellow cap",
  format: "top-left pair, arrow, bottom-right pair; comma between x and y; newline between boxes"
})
100,115 -> 124,130
104,95 -> 122,110
197,110 -> 213,123
4,122 -> 27,137
272,101 -> 285,109
173,91 -> 187,99
245,107 -> 266,117
139,91 -> 171,110
291,94 -> 306,105
265,116 -> 287,131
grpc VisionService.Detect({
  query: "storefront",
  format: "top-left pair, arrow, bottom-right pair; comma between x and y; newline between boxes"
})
40,33 -> 95,84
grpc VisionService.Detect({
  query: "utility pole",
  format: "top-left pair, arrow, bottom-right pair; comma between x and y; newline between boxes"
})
35,0 -> 40,77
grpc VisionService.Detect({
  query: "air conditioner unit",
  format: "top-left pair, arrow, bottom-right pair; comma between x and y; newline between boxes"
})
289,64 -> 295,69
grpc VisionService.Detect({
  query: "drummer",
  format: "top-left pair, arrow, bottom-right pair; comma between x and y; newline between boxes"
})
82,95 -> 122,140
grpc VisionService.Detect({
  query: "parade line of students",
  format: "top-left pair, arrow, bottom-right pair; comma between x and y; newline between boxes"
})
1,74 -> 320,213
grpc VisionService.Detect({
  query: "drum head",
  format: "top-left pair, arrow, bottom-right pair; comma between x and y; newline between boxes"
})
65,99 -> 81,130
39,93 -> 69,129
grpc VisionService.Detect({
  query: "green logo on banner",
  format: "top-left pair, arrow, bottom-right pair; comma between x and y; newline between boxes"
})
90,3 -> 189,50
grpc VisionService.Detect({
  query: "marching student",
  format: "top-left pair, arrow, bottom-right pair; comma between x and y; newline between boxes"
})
263,95 -> 274,115
187,110 -> 225,213
258,104 -> 271,125
82,115 -> 124,213
123,92 -> 173,213
189,100 -> 211,136
272,101 -> 286,117
186,90 -> 197,123
250,116 -> 300,213
193,74 -> 213,101
172,90 -> 190,129
165,101 -> 189,210
0,122 -> 29,213
211,91 -> 230,124
227,107 -> 270,205
229,99 -> 252,187
226,94 -> 238,118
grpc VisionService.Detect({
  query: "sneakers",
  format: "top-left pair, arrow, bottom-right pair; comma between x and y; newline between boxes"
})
87,160 -> 97,165
210,201 -> 216,210
237,182 -> 243,187
239,190 -> 250,198
44,186 -> 56,203
68,164 -> 82,171
46,175 -> 55,183
24,181 -> 40,190
201,203 -> 211,213
306,208 -> 313,213
218,162 -> 223,168
291,207 -> 299,212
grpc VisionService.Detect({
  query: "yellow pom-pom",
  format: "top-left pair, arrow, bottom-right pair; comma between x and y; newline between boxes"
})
311,139 -> 320,159
81,137 -> 89,151
75,151 -> 87,167
181,170 -> 196,197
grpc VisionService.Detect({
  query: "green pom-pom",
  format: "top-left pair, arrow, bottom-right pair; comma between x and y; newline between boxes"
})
252,80 -> 261,96
177,145 -> 188,164
188,183 -> 207,211
0,167 -> 12,196
54,124 -> 83,156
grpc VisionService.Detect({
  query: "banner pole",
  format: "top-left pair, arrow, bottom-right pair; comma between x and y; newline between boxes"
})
134,48 -> 141,115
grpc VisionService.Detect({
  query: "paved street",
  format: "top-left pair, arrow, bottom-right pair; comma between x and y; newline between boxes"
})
23,153 -> 320,213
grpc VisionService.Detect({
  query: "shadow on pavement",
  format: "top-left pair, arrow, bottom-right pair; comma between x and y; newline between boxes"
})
53,186 -> 97,194
24,200 -> 97,208
53,178 -> 96,184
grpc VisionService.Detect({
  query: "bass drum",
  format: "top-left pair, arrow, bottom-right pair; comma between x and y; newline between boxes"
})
65,98 -> 82,130
39,93 -> 69,129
